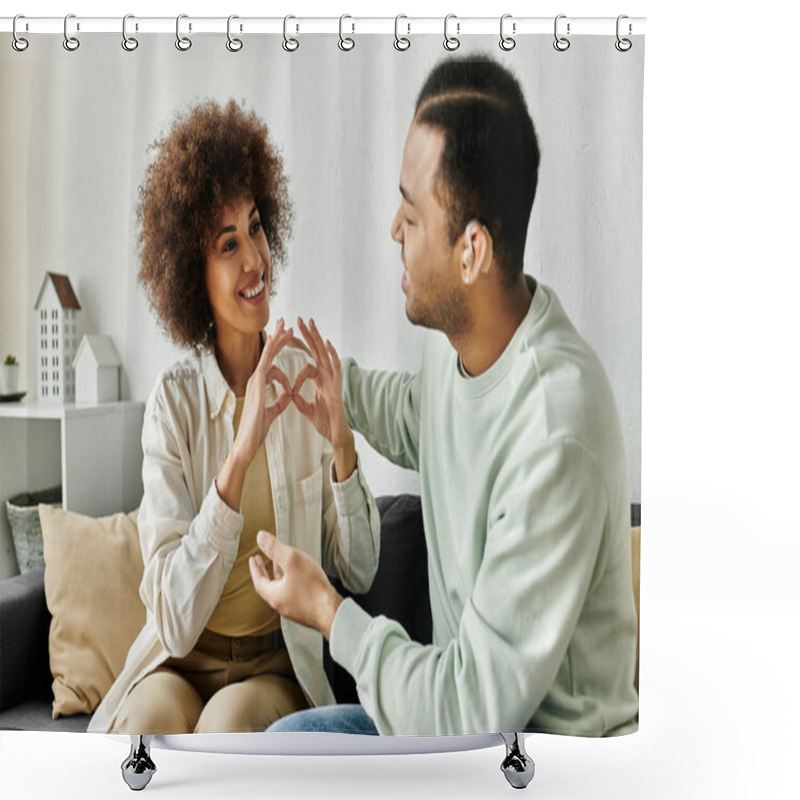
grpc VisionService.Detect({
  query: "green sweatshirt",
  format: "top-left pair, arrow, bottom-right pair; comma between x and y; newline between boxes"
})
332,278 -> 639,737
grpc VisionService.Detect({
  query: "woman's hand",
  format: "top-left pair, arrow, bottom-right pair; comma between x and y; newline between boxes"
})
292,318 -> 356,481
217,320 -> 293,511
233,318 -> 294,465
249,531 -> 342,640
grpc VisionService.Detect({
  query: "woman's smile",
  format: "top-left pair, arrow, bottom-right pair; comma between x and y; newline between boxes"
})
239,271 -> 267,304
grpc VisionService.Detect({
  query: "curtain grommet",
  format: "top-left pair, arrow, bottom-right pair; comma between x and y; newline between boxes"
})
283,15 -> 299,52
553,14 -> 570,52
226,15 -> 243,52
63,13 -> 80,52
444,14 -> 460,51
339,14 -> 355,51
121,14 -> 139,52
615,15 -> 632,52
499,14 -> 516,51
12,15 -> 29,52
175,14 -> 192,51
394,15 -> 410,51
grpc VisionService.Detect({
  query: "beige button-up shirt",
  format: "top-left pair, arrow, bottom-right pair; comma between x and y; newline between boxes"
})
89,344 -> 380,733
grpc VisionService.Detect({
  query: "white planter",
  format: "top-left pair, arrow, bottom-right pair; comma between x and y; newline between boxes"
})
1,363 -> 20,395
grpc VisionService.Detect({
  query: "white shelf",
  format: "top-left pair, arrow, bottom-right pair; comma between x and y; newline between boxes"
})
0,398 -> 143,419
0,400 -> 145,579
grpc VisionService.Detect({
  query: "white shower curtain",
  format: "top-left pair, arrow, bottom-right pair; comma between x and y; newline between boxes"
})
0,31 -> 643,501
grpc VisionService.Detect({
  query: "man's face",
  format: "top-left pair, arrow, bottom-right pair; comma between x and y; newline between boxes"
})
391,123 -> 467,335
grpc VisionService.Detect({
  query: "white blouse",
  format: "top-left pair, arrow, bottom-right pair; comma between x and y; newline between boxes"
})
88,343 -> 380,733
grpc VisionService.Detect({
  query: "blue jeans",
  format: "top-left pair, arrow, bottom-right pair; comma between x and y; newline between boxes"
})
266,704 -> 379,735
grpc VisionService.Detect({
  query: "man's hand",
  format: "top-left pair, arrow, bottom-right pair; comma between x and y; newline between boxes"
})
249,531 -> 343,640
292,318 -> 357,482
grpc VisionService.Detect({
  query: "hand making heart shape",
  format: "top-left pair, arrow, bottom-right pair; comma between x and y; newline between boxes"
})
232,318 -> 294,466
291,317 -> 353,450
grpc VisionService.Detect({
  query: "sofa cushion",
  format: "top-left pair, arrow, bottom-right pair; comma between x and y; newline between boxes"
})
0,696 -> 90,732
39,506 -> 146,718
360,494 -> 431,643
326,494 -> 430,703
0,567 -> 51,711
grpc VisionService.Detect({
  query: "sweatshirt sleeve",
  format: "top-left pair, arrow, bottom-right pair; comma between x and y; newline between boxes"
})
137,387 -> 243,658
341,358 -> 421,472
319,442 -> 381,594
330,438 -> 608,735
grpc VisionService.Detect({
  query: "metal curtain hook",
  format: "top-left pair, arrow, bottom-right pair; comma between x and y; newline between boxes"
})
12,14 -> 29,52
283,15 -> 299,52
175,14 -> 192,51
122,14 -> 139,51
553,14 -> 570,52
615,14 -> 632,52
339,14 -> 355,51
227,15 -> 243,52
444,14 -> 460,51
63,13 -> 80,51
500,14 -> 516,51
394,14 -> 410,51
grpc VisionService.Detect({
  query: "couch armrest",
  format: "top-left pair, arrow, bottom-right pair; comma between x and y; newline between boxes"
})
0,567 -> 52,710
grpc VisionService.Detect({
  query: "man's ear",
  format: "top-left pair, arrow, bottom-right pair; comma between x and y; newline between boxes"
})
461,220 -> 494,285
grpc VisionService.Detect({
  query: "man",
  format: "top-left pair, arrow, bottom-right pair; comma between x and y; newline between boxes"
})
250,55 -> 639,737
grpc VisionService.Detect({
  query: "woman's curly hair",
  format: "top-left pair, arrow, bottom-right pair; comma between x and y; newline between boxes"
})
138,99 -> 292,348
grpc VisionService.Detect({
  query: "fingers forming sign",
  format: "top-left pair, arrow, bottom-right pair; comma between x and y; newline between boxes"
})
234,318 -> 294,464
292,318 -> 351,449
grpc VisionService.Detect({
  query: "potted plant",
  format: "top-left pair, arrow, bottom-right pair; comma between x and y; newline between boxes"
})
1,354 -> 20,395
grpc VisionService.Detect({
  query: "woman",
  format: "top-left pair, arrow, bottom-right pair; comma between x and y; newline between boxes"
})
88,100 -> 379,734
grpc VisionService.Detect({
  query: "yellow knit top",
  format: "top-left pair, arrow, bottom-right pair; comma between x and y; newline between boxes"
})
205,397 -> 281,637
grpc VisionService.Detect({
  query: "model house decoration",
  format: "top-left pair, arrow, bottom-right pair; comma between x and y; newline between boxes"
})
34,272 -> 82,403
73,335 -> 121,404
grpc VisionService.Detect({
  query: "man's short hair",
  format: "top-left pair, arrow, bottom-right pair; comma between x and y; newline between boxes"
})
415,56 -> 540,283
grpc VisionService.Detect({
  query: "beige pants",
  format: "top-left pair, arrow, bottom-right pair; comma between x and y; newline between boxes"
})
113,643 -> 308,734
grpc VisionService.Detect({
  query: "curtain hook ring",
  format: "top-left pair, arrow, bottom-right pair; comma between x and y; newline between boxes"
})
615,14 -> 632,52
499,14 -> 516,51
394,14 -> 410,51
63,13 -> 80,51
122,14 -> 139,51
283,15 -> 299,52
444,14 -> 460,51
553,14 -> 570,52
226,15 -> 243,52
339,14 -> 355,51
175,14 -> 192,51
12,14 -> 29,52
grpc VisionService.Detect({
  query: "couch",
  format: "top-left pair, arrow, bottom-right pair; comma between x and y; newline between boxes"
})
0,495 -> 428,731
0,495 -> 640,732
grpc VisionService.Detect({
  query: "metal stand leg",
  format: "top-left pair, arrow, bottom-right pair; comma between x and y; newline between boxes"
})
121,735 -> 157,791
500,733 -> 535,789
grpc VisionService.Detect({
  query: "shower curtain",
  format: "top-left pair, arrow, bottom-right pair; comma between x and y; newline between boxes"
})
0,20 -> 644,742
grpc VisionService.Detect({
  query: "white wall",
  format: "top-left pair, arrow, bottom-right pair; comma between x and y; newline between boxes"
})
1,32 -> 642,501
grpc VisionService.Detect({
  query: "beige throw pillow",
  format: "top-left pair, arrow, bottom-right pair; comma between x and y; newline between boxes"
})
39,505 -> 146,718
